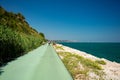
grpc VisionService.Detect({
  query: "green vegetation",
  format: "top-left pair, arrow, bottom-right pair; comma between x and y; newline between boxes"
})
0,6 -> 46,66
57,52 -> 104,79
95,60 -> 106,65
55,45 -> 64,50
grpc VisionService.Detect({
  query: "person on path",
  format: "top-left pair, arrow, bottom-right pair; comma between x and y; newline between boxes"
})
48,41 -> 51,45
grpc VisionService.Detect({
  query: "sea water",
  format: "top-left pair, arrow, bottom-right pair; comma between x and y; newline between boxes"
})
60,42 -> 120,63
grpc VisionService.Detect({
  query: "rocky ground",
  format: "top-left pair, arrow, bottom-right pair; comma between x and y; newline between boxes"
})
54,44 -> 120,80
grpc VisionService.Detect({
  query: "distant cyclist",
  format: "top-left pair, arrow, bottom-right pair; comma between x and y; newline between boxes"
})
48,41 -> 51,45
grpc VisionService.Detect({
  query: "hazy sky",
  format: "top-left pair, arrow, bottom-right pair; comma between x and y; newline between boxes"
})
1,0 -> 120,42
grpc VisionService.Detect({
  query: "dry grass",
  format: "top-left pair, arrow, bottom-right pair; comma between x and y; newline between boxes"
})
57,52 -> 105,80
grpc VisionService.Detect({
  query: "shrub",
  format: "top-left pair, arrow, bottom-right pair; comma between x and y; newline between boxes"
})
0,25 -> 44,66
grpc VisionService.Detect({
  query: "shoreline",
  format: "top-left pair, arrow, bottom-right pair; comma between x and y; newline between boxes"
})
54,43 -> 120,80
58,42 -> 120,63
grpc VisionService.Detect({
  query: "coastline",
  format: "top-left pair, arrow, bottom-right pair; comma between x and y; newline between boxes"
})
54,43 -> 120,80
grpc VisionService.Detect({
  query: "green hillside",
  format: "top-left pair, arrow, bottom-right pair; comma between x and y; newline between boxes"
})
0,6 -> 46,66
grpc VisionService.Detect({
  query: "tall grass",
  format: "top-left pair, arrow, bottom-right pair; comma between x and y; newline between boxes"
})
0,25 -> 44,66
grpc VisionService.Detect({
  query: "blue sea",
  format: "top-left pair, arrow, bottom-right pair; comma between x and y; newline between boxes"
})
60,42 -> 120,63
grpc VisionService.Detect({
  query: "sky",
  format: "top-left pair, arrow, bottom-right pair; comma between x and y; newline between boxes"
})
0,0 -> 120,42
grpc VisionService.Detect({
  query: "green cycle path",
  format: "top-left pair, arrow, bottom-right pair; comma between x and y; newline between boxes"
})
0,44 -> 73,80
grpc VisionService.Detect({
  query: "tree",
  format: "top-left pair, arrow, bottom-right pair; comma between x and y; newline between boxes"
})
39,32 -> 45,38
0,6 -> 5,15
